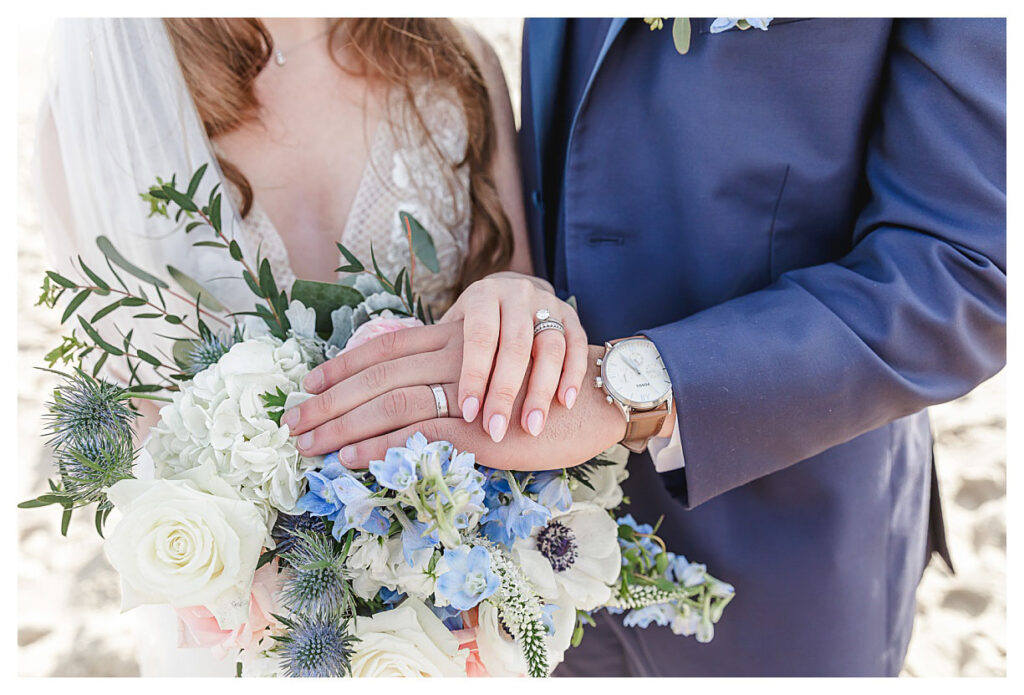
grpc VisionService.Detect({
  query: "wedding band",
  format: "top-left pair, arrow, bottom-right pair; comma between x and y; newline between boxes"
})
533,318 -> 565,337
429,384 -> 449,418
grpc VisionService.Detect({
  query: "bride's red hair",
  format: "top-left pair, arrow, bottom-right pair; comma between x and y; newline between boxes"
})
163,18 -> 513,290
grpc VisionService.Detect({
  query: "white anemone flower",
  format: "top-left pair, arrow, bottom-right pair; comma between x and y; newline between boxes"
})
475,594 -> 576,676
570,457 -> 629,510
512,502 -> 621,611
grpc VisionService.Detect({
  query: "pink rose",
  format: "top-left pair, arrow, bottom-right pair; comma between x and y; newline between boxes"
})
342,312 -> 424,354
452,608 -> 491,677
176,559 -> 284,659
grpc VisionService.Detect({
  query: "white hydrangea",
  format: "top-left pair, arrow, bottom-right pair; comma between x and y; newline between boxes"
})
147,335 -> 321,543
345,534 -> 440,601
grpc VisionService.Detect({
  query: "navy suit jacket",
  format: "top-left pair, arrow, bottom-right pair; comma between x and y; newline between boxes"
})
519,18 -> 1005,676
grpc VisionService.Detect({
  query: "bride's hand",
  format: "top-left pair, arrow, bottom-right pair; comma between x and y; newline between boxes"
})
440,271 -> 588,442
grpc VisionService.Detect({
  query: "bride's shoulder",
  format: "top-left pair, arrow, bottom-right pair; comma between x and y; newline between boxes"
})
453,23 -> 512,95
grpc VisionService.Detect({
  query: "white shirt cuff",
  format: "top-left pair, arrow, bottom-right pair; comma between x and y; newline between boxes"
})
647,414 -> 685,472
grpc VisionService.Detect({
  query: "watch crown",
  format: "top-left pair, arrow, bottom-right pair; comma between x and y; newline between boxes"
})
606,395 -> 614,404
596,358 -> 603,366
594,376 -> 604,388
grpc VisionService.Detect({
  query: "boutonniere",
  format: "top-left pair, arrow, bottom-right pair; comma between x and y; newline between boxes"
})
643,17 -> 773,54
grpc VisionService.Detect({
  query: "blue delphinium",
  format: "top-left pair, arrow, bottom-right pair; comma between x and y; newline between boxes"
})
480,471 -> 551,547
376,434 -> 485,549
295,454 -> 346,524
616,514 -> 662,569
527,470 -> 572,513
622,603 -> 675,629
296,453 -> 390,539
429,601 -> 465,631
333,472 -> 391,536
377,586 -> 406,609
709,17 -> 773,33
666,553 -> 708,588
370,446 -> 419,492
434,545 -> 500,611
397,514 -> 440,567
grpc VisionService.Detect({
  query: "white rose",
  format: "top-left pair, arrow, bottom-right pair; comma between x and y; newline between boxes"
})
475,596 -> 576,676
103,464 -> 267,630
513,502 -> 621,611
350,598 -> 467,677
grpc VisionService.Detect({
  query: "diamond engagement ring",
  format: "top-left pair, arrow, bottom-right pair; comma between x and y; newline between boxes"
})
428,384 -> 449,419
533,318 -> 565,337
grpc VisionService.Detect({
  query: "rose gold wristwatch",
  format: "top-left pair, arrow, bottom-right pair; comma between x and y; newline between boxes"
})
594,336 -> 673,454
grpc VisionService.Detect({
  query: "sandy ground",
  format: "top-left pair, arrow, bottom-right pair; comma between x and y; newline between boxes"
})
16,19 -> 1006,677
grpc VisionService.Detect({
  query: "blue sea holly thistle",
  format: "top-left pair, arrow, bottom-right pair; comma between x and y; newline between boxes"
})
273,612 -> 357,678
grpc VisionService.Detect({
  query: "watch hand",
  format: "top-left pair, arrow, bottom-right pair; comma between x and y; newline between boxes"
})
622,356 -> 644,375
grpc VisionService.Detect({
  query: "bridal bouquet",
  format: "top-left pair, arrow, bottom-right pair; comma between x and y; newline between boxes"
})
22,166 -> 734,677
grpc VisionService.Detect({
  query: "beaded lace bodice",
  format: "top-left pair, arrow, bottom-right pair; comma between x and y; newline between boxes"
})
239,84 -> 471,313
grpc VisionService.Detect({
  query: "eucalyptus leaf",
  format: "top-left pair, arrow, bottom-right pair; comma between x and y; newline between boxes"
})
161,185 -> 198,212
77,316 -> 124,356
166,265 -> 227,312
335,242 -> 364,273
60,506 -> 73,536
46,271 -> 77,289
186,163 -> 208,198
90,297 -> 127,323
399,211 -> 440,273
96,236 -> 169,289
78,257 -> 110,294
210,194 -> 222,232
61,289 -> 92,324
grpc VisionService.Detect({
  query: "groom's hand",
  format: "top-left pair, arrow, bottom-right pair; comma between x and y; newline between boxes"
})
335,344 -> 626,471
282,322 -> 625,469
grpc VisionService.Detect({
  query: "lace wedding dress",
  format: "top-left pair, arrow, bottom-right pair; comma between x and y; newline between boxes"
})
134,83 -> 473,677
35,19 -> 474,677
239,83 -> 473,313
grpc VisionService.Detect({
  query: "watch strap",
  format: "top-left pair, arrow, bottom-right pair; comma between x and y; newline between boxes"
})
621,403 -> 670,454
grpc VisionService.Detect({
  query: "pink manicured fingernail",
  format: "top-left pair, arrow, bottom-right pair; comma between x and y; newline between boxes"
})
565,388 -> 578,410
462,396 -> 480,422
526,409 -> 544,437
303,370 -> 323,393
339,446 -> 356,466
488,414 -> 507,443
297,432 -> 314,451
281,408 -> 299,429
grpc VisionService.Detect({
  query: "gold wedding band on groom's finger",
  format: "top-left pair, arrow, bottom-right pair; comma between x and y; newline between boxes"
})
428,383 -> 449,418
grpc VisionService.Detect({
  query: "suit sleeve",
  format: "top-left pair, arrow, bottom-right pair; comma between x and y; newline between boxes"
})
641,18 -> 1006,508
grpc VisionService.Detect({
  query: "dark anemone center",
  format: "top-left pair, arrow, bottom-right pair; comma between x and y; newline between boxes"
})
536,520 -> 578,572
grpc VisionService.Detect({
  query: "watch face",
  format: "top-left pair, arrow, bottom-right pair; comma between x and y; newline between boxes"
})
602,339 -> 672,409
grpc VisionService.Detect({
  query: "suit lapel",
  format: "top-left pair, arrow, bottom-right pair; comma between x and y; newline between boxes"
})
585,17 -> 628,104
527,18 -> 629,173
